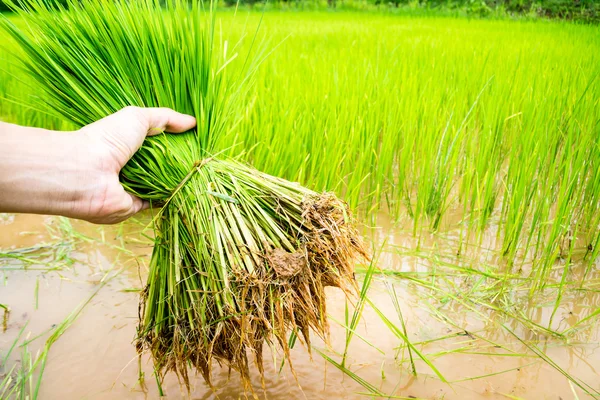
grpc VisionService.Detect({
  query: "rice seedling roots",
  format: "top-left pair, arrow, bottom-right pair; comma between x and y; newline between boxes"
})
134,159 -> 368,390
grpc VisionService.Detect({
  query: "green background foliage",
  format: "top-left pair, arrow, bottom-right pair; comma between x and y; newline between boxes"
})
225,0 -> 599,22
2,0 -> 599,22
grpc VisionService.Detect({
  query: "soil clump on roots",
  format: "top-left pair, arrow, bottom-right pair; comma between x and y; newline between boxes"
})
135,175 -> 367,392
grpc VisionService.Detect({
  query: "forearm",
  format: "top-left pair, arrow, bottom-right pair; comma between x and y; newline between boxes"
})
0,121 -> 90,217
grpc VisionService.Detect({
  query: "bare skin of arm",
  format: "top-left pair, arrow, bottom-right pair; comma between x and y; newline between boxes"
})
0,106 -> 196,224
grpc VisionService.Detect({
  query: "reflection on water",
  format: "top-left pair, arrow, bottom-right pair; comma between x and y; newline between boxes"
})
1,212 -> 599,399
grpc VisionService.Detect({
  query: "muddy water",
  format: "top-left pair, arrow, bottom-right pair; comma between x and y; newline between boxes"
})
1,213 -> 599,399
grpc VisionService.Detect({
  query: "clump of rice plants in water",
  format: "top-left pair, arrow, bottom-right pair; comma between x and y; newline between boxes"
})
1,0 -> 367,390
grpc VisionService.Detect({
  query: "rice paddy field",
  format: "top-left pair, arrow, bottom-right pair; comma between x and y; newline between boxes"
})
1,7 -> 600,399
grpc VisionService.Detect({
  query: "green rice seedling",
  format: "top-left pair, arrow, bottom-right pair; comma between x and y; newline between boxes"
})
1,323 -> 29,400
2,0 -> 367,390
563,306 -> 600,336
367,297 -> 447,383
385,283 -> 416,375
500,323 -> 600,396
0,279 -> 111,400
381,240 -> 600,396
341,245 -> 381,367
0,217 -> 80,272
313,347 -> 386,397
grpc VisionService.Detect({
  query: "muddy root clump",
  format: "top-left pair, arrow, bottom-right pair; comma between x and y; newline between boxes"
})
135,162 -> 368,392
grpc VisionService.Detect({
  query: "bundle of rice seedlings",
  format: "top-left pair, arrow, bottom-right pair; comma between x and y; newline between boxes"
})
2,0 -> 367,389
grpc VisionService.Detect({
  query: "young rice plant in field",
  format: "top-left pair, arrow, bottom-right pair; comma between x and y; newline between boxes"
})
1,0 -> 368,390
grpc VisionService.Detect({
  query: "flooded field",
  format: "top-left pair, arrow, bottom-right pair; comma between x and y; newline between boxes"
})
1,3 -> 599,398
2,212 -> 599,399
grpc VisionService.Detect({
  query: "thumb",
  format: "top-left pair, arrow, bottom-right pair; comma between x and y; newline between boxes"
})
83,106 -> 197,162
123,193 -> 149,218
84,192 -> 148,225
135,107 -> 197,136
107,193 -> 148,224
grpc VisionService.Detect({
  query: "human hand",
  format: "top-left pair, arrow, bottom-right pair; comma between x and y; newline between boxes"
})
0,107 -> 196,224
76,107 -> 196,223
